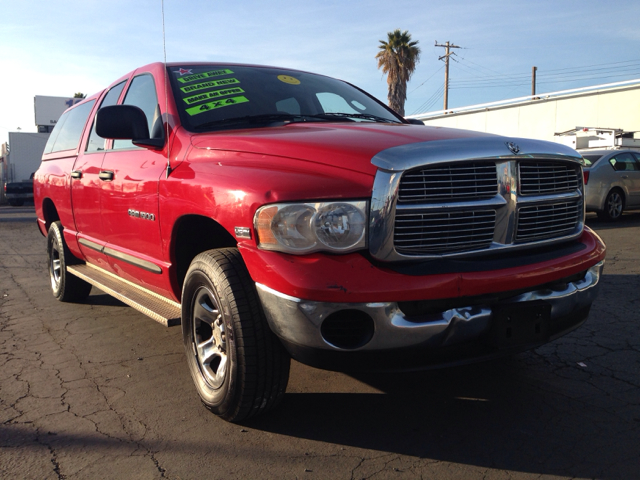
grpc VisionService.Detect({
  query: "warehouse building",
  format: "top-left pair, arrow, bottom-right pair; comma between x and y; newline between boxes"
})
413,79 -> 640,148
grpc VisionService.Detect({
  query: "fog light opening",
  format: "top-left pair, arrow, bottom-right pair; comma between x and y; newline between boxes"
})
320,309 -> 374,350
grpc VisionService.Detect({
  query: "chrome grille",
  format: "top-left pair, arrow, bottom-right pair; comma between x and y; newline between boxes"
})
394,210 -> 496,254
520,162 -> 579,195
398,162 -> 498,204
516,202 -> 581,242
370,137 -> 586,262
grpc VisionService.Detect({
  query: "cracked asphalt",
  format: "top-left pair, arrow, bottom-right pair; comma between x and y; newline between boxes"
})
0,204 -> 638,479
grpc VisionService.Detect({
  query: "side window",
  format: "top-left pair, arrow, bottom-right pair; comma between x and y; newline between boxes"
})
43,100 -> 96,154
609,153 -> 640,172
86,81 -> 126,153
113,74 -> 161,150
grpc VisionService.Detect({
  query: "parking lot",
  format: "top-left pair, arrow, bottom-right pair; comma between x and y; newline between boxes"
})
1,204 -> 638,479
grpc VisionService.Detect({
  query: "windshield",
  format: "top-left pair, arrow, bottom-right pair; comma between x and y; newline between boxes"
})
168,64 -> 403,131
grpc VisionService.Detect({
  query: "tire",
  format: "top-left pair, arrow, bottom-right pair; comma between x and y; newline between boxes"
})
181,248 -> 290,422
598,189 -> 624,221
47,221 -> 92,302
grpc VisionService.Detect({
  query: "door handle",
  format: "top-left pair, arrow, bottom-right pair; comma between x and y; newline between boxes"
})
99,171 -> 114,181
70,170 -> 82,179
622,175 -> 629,179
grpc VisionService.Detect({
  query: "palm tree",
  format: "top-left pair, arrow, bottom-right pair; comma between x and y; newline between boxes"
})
375,29 -> 421,117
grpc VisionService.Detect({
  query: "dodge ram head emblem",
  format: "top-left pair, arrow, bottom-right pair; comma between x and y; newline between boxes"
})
506,142 -> 520,155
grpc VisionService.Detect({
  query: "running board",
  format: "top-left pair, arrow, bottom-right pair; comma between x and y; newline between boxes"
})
67,264 -> 181,327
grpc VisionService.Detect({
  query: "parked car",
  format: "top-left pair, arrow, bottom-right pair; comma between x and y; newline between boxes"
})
34,62 -> 605,422
582,149 -> 640,220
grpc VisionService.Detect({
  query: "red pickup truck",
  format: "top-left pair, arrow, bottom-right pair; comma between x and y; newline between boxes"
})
34,62 -> 606,422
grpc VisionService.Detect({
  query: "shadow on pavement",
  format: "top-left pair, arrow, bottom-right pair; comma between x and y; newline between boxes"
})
586,210 -> 640,230
246,273 -> 638,478
82,292 -> 128,308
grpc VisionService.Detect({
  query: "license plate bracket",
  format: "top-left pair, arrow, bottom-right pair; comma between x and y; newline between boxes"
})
486,302 -> 551,348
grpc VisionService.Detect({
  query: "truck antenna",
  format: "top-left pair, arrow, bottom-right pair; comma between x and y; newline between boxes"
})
162,0 -> 172,178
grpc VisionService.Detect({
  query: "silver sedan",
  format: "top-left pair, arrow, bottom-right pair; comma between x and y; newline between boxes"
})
583,149 -> 640,221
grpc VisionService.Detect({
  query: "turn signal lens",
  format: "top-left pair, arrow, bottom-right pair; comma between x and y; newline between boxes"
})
255,206 -> 278,245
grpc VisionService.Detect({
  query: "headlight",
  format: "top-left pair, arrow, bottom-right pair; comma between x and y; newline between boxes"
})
255,201 -> 368,254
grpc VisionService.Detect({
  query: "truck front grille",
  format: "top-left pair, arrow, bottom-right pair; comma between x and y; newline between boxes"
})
519,162 -> 579,195
398,162 -> 497,204
516,201 -> 582,242
394,209 -> 496,254
370,142 -> 585,262
386,159 -> 583,258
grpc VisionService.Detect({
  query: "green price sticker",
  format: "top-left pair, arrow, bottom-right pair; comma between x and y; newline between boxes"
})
183,87 -> 245,105
177,69 -> 234,84
186,96 -> 249,116
181,78 -> 240,94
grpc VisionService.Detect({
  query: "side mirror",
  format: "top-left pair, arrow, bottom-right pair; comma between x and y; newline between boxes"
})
96,105 -> 164,149
405,118 -> 424,125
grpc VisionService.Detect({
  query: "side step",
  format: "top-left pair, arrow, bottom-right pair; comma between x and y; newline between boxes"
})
67,264 -> 181,327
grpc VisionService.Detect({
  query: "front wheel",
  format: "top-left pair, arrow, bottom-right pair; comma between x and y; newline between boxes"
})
181,248 -> 290,422
598,189 -> 624,221
47,221 -> 92,302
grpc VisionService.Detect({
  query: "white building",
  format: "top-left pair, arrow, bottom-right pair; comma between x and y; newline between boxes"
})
1,95 -> 79,204
413,79 -> 640,147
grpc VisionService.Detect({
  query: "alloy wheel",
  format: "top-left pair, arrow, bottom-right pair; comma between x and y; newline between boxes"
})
50,241 -> 62,290
607,191 -> 623,219
192,286 -> 228,389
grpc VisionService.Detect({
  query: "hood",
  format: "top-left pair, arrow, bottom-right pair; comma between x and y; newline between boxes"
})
190,122 -> 493,176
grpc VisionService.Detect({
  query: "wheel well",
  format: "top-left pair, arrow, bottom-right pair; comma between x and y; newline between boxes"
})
42,198 -> 60,232
172,215 -> 237,293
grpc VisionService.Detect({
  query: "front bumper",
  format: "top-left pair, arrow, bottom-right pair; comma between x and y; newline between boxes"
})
257,260 -> 604,370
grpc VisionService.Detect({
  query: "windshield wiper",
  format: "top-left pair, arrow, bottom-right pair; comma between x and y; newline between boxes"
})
193,112 -> 400,130
194,114 -> 293,130
318,112 -> 402,124
194,113 -> 355,130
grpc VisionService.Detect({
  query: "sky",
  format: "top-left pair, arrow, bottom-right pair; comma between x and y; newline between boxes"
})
2,0 -> 640,146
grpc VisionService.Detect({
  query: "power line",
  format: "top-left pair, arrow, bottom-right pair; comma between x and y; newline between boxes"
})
450,69 -> 640,89
410,84 -> 445,115
412,56 -> 640,114
409,65 -> 445,94
457,57 -> 640,80
451,63 -> 640,86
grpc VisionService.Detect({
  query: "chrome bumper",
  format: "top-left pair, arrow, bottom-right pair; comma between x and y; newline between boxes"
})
256,261 -> 604,352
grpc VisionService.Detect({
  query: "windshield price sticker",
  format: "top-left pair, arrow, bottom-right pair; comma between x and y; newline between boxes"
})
181,78 -> 240,94
177,69 -> 234,84
186,96 -> 249,116
183,87 -> 245,105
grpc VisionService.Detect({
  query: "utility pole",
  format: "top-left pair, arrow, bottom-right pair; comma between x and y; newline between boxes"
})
532,66 -> 537,97
435,40 -> 462,110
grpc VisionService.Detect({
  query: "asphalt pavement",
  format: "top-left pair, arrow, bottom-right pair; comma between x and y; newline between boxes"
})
0,204 -> 638,479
